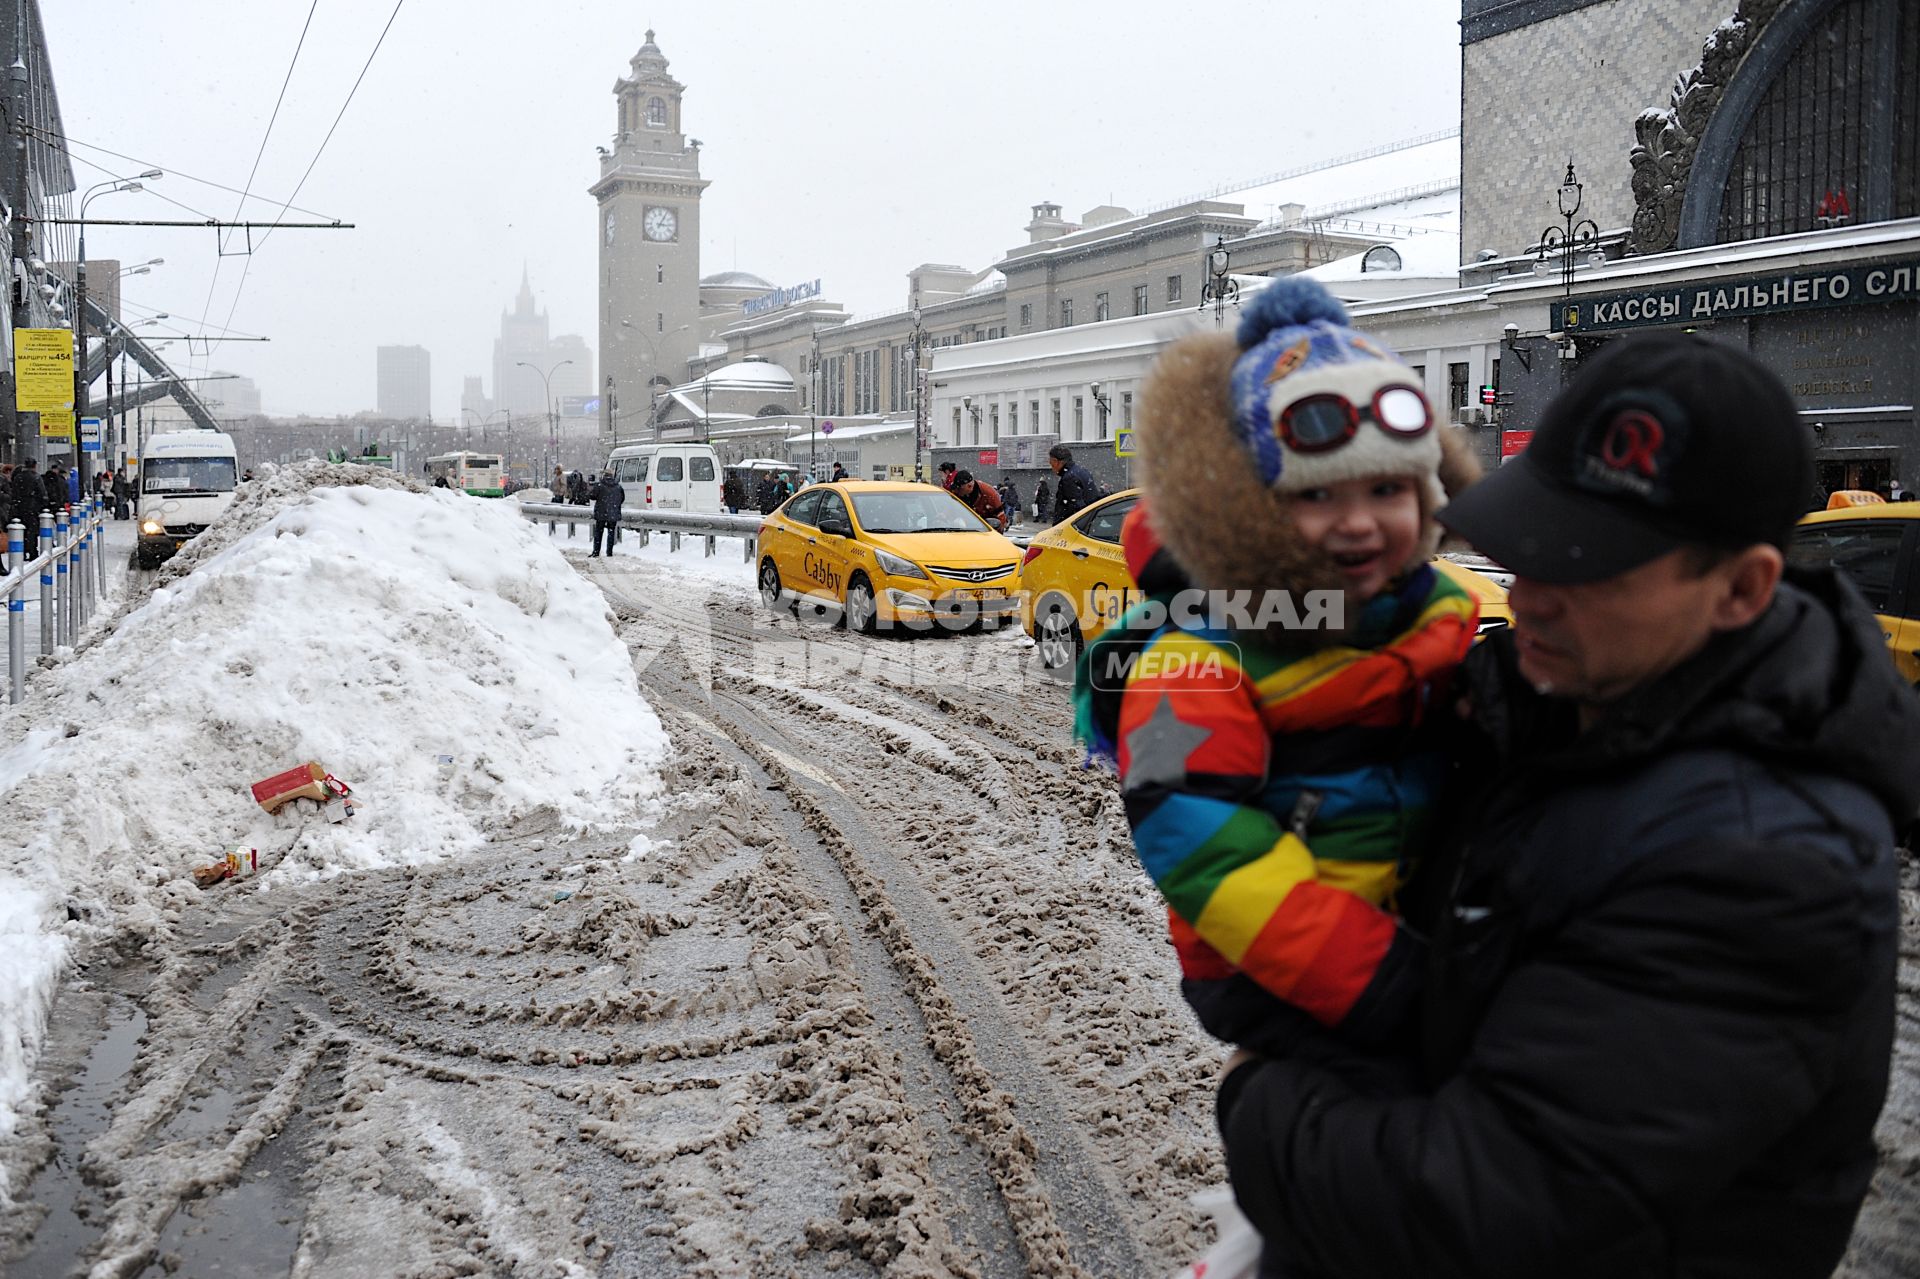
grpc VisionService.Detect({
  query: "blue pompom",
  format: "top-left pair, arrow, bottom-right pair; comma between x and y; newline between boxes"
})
1236,276 -> 1351,350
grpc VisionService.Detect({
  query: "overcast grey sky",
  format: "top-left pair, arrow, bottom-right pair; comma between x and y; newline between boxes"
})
43,0 -> 1461,418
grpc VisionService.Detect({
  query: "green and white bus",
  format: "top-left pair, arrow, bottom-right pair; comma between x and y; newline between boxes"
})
426,451 -> 506,497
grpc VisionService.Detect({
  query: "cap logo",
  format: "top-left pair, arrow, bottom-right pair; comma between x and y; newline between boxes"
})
1573,391 -> 1688,506
1599,410 -> 1664,477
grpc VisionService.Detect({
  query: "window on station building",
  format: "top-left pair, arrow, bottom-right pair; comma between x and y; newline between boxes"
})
1448,362 -> 1470,413
656,264 -> 664,283
1167,274 -> 1183,303
1051,399 -> 1062,433
989,404 -> 999,440
1060,298 -> 1074,328
1716,0 -> 1920,240
1074,396 -> 1085,439
952,407 -> 962,441
1095,292 -> 1110,323
1031,400 -> 1041,432
1133,284 -> 1149,315
1122,391 -> 1134,428
1020,302 -> 1033,328
647,96 -> 668,128
1008,401 -> 1019,433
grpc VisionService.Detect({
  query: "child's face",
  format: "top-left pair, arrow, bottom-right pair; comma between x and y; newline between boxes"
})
1283,475 -> 1423,601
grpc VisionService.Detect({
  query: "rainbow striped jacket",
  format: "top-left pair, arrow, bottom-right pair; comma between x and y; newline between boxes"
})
1076,506 -> 1477,1031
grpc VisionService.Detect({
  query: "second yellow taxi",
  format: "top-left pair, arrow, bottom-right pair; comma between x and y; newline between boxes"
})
756,480 -> 1024,632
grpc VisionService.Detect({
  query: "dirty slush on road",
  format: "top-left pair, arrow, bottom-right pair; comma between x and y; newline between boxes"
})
2,483 -> 1916,1278
0,498 -> 1227,1278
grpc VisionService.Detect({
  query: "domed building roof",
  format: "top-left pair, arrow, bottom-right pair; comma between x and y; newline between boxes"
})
705,359 -> 795,388
701,270 -> 774,290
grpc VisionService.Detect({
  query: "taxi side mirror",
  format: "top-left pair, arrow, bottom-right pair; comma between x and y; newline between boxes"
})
820,518 -> 853,539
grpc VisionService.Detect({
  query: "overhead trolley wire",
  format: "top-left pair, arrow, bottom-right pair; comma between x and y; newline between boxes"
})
212,0 -> 408,355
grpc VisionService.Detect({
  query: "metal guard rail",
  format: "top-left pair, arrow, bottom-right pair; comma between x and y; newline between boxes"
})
515,501 -> 1031,553
3,498 -> 114,704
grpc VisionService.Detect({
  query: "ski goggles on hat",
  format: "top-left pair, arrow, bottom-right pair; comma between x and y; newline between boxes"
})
1276,384 -> 1433,454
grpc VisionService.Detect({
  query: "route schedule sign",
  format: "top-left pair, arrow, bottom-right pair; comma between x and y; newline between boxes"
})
16,328 -> 75,419
80,417 -> 103,453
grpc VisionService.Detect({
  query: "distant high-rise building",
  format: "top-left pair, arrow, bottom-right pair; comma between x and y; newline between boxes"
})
376,345 -> 432,419
209,370 -> 262,418
488,273 -> 595,423
460,376 -> 491,420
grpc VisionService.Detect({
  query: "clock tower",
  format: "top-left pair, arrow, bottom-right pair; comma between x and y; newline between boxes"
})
592,30 -> 708,446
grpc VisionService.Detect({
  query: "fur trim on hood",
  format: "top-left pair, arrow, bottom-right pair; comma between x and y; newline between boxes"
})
1137,331 -> 1481,646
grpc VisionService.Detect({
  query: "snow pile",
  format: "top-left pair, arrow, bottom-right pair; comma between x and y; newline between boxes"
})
0,462 -> 667,1192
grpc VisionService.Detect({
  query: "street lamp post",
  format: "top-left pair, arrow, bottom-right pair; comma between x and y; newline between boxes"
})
75,171 -> 161,492
516,359 -> 573,479
1537,159 -> 1601,333
1200,236 -> 1238,330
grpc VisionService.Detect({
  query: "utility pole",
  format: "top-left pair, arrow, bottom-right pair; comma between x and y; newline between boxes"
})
6,5 -> 32,463
910,303 -> 926,482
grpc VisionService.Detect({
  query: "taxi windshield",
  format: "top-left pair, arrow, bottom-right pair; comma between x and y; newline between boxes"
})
851,491 -> 991,534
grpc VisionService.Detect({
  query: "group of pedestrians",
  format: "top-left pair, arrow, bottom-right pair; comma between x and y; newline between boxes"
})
1076,275 -> 1917,1279
3,458 -> 84,563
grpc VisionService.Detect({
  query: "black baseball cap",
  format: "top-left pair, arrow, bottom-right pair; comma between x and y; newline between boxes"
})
1438,333 -> 1812,584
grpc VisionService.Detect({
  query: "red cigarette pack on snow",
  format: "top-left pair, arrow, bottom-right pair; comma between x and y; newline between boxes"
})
250,762 -> 330,814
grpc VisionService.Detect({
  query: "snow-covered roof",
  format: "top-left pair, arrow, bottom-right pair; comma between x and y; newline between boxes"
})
702,270 -> 774,289
783,418 -> 913,442
704,359 -> 796,388
965,269 -> 1007,296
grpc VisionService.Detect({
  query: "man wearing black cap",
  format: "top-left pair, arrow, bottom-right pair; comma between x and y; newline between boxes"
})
1216,333 -> 1920,1279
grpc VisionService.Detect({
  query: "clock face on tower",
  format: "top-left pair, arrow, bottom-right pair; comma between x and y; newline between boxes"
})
643,206 -> 678,242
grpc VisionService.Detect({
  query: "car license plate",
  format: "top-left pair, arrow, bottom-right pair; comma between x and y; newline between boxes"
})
964,588 -> 1005,601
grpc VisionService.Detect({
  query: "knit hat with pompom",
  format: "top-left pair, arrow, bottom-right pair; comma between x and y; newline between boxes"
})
1229,277 -> 1444,512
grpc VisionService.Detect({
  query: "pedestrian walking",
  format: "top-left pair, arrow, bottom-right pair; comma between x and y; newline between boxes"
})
831,462 -> 849,482
551,465 -> 566,500
756,473 -> 777,514
1214,332 -> 1920,1279
43,461 -> 66,514
1046,446 -> 1099,523
996,477 -> 1019,523
1032,478 -> 1052,524
722,472 -> 746,514
589,472 -> 624,557
12,458 -> 46,559
112,470 -> 132,520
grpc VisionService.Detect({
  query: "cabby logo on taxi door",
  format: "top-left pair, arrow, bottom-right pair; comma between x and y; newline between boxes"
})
1575,390 -> 1689,507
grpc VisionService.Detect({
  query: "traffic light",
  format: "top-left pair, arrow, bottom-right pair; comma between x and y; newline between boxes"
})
1479,385 -> 1498,406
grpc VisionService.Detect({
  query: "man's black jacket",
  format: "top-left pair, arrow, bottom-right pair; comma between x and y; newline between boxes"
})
1218,567 -> 1919,1278
1052,463 -> 1100,523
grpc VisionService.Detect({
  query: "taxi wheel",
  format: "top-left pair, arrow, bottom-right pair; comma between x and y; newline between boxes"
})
845,574 -> 878,635
758,558 -> 786,612
1036,597 -> 1082,670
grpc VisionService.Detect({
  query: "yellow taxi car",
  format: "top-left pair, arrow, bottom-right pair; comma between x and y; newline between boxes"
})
1790,502 -> 1920,685
1019,487 -> 1514,670
756,480 -> 1023,632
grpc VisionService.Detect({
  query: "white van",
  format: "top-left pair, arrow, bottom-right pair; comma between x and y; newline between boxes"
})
604,443 -> 722,513
136,430 -> 240,567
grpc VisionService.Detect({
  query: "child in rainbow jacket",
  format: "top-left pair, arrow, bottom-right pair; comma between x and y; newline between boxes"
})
1076,277 -> 1481,1052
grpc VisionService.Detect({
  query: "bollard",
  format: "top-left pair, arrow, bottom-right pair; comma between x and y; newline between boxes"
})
92,500 -> 105,601
640,529 -> 650,547
39,512 -> 53,652
742,537 -> 754,563
704,535 -> 716,558
75,510 -> 89,628
53,507 -> 69,650
569,520 -> 576,540
8,521 -> 23,704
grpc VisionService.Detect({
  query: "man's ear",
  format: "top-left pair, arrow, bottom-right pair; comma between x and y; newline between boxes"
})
1711,545 -> 1784,632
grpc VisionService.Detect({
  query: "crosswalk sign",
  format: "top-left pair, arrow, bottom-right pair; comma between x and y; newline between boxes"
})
1114,425 -> 1138,458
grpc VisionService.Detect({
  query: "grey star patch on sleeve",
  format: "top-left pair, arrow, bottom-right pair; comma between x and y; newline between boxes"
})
1122,693 -> 1215,792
